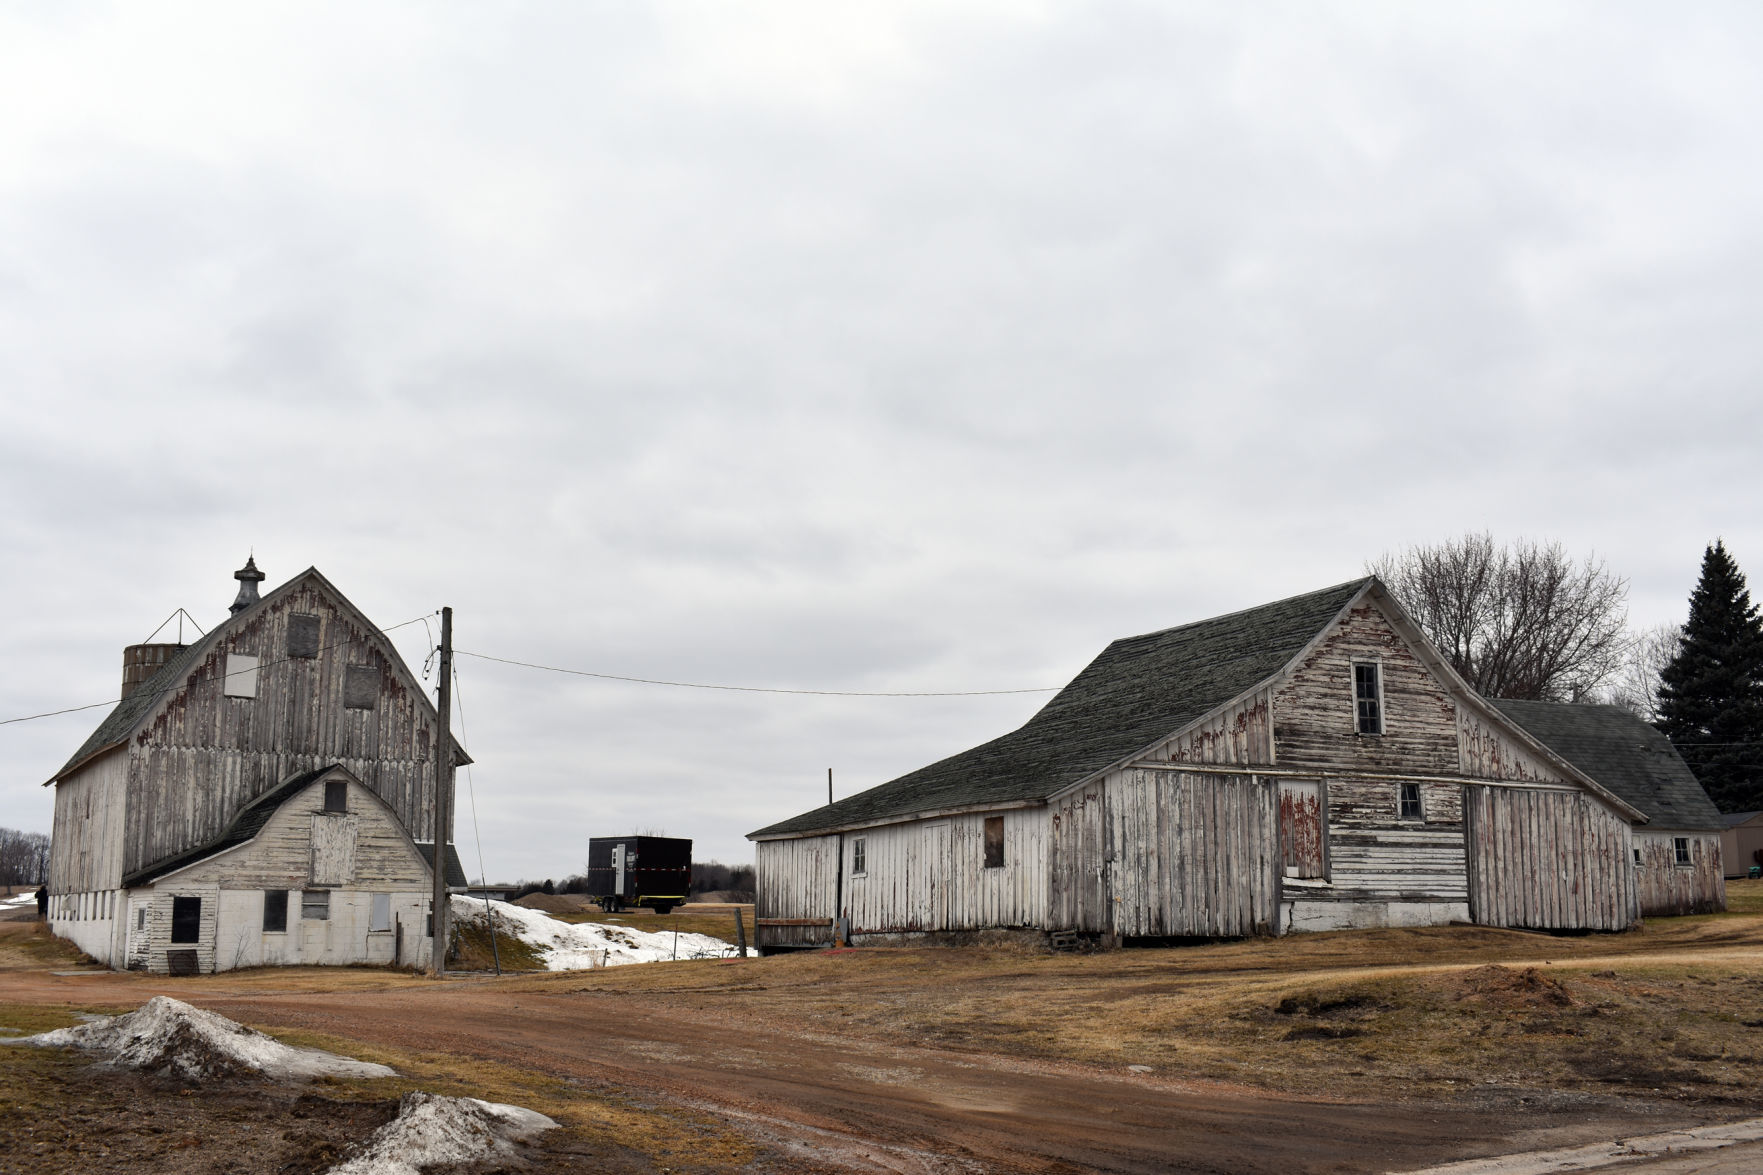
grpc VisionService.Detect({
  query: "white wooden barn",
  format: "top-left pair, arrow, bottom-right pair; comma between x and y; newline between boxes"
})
46,559 -> 467,974
749,578 -> 1723,950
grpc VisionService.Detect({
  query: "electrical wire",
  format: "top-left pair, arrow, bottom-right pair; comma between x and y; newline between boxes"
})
453,649 -> 1059,697
0,614 -> 435,729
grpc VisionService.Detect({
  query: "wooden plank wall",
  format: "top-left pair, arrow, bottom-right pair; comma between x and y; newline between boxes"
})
123,579 -> 445,876
1458,711 -> 1572,783
1323,779 -> 1467,903
1048,780 -> 1107,931
754,835 -> 838,948
1272,604 -> 1459,774
1105,770 -> 1279,937
842,809 -> 1048,933
1635,832 -> 1725,916
1138,692 -> 1273,766
1464,786 -> 1637,931
1278,780 -> 1325,878
49,750 -> 129,893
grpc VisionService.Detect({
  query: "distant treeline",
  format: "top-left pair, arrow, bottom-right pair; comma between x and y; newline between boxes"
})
507,860 -> 755,902
0,827 -> 50,888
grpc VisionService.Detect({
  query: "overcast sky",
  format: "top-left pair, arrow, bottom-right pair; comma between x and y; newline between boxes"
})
4,3 -> 1762,879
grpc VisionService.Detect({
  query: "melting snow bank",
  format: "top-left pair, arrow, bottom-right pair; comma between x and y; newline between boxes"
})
328,1092 -> 556,1175
453,896 -> 737,969
15,996 -> 396,1081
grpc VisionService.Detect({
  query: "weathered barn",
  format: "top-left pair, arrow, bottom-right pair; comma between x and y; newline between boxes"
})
1492,700 -> 1725,916
749,578 -> 1696,950
46,559 -> 468,973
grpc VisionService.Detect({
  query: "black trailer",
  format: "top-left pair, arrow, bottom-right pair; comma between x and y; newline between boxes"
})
585,836 -> 692,913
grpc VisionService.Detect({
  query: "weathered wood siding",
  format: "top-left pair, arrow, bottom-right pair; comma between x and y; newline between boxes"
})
1278,779 -> 1325,878
1104,769 -> 1279,937
1272,603 -> 1459,773
1321,779 -> 1467,903
754,835 -> 838,949
1048,780 -> 1108,931
842,809 -> 1048,934
1138,692 -> 1273,766
1464,786 -> 1637,931
122,576 -> 448,877
1458,710 -> 1572,783
49,749 -> 129,894
1634,831 -> 1725,916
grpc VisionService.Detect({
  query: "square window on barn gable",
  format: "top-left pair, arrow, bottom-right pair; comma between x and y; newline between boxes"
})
224,653 -> 260,698
344,664 -> 378,710
287,614 -> 321,658
1353,662 -> 1383,735
324,779 -> 348,814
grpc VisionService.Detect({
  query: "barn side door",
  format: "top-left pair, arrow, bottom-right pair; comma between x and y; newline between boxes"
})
1278,779 -> 1325,879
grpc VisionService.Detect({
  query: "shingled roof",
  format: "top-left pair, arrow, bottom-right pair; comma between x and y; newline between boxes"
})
124,765 -> 469,887
750,578 -> 1371,839
1490,700 -> 1723,830
51,637 -> 217,782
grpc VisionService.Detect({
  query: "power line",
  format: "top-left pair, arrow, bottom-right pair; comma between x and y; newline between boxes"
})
0,615 -> 434,730
452,649 -> 1060,697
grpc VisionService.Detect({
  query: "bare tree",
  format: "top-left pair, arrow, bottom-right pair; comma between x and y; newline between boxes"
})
1604,622 -> 1682,722
0,827 -> 51,888
1370,534 -> 1629,701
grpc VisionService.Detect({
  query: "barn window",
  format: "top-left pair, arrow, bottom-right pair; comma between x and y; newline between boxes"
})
324,779 -> 348,814
287,614 -> 321,658
1353,663 -> 1383,735
1399,783 -> 1422,822
1674,837 -> 1691,866
263,890 -> 288,933
224,653 -> 260,699
136,907 -> 147,932
1634,847 -> 1643,867
344,664 -> 379,710
371,893 -> 392,933
851,837 -> 867,877
984,816 -> 1005,868
170,896 -> 201,944
302,890 -> 331,920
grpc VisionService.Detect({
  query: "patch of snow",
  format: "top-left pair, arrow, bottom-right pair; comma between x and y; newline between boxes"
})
452,896 -> 736,970
13,996 -> 396,1081
0,892 -> 37,908
327,1091 -> 556,1175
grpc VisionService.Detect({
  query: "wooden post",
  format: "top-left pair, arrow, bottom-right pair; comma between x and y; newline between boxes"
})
827,767 -> 833,807
733,907 -> 748,957
430,606 -> 454,977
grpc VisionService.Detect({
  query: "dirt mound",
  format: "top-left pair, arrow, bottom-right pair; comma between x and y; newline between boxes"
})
1455,965 -> 1574,1009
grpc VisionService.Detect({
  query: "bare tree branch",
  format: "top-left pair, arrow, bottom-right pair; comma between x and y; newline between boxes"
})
1370,533 -> 1630,701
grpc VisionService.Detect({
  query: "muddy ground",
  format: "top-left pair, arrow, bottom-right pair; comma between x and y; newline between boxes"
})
4,893 -> 1763,1173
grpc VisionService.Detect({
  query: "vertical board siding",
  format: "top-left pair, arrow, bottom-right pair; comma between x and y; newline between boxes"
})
1278,780 -> 1325,878
122,578 -> 447,878
754,835 -> 838,949
1104,770 -> 1279,937
1138,692 -> 1274,766
842,809 -> 1048,934
1458,711 -> 1571,783
1049,782 -> 1107,931
49,750 -> 130,893
1272,603 -> 1459,773
1635,832 -> 1726,916
1465,786 -> 1636,931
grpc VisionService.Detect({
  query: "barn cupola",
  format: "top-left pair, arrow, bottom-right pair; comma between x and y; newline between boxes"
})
229,554 -> 265,614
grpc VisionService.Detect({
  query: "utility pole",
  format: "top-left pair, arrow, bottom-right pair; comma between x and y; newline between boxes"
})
430,606 -> 454,977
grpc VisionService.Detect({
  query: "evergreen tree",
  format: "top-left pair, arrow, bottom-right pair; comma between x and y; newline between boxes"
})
1658,541 -> 1763,811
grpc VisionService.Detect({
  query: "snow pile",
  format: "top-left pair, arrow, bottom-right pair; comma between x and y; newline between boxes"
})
18,996 -> 396,1081
452,896 -> 736,969
0,892 -> 36,908
328,1091 -> 555,1175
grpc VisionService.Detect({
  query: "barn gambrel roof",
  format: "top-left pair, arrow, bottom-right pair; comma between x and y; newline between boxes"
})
1490,700 -> 1722,831
47,566 -> 468,786
750,579 -> 1372,839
